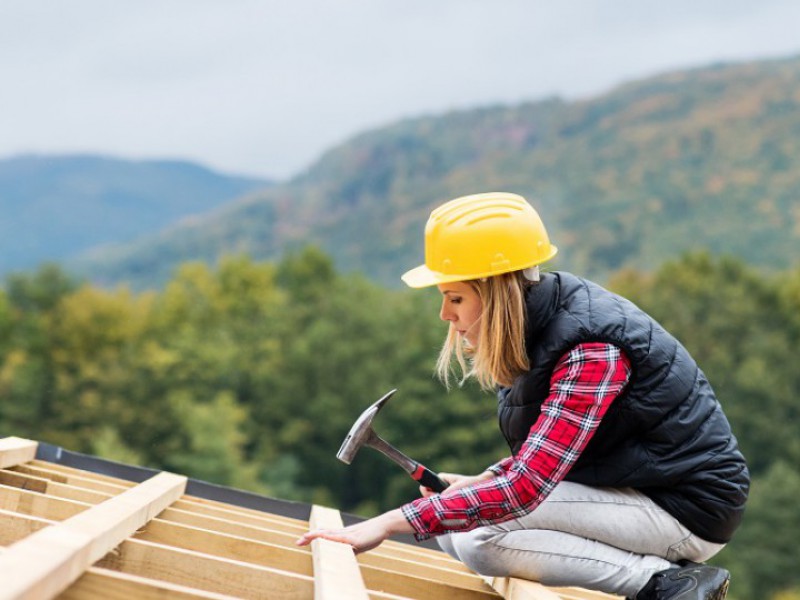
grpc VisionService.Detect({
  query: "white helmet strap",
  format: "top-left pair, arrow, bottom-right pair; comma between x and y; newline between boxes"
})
523,266 -> 540,282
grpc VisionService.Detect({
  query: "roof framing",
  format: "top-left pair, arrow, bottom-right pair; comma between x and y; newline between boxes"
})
0,437 -> 620,600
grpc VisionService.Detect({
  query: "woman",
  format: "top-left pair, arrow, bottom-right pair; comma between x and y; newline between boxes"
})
297,192 -> 748,600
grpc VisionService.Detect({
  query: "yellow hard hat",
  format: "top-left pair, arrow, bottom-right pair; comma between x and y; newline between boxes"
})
401,192 -> 557,288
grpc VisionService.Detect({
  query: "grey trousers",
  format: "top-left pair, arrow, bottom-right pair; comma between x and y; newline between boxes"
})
436,481 -> 725,598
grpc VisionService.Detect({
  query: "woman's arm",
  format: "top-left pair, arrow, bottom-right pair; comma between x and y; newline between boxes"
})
296,343 -> 631,549
403,343 -> 632,540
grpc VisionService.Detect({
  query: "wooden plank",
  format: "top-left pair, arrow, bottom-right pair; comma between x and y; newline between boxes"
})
0,471 -> 186,600
134,517 -> 313,575
378,540 -> 471,572
0,512 -> 304,600
155,507 -> 491,596
0,469 -> 112,505
309,505 -> 369,600
0,438 -> 37,469
358,551 -> 492,593
0,510 -> 51,546
157,506 -> 304,548
11,464 -> 70,483
11,464 -> 128,495
29,460 -> 135,487
0,550 -> 237,600
550,588 -> 622,600
360,563 -> 499,600
59,567 -> 242,600
484,576 -> 563,600
97,537 -> 313,600
0,469 -> 49,493
171,498 -> 307,532
0,483 -> 89,521
183,493 -> 308,526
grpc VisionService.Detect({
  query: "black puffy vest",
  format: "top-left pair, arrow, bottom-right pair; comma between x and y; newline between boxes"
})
497,272 -> 749,543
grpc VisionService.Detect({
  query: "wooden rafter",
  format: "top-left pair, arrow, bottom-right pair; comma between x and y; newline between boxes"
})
0,438 -> 622,600
0,471 -> 186,600
309,505 -> 369,600
0,438 -> 37,469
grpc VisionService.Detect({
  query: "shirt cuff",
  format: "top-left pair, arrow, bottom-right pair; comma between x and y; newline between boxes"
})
401,500 -> 434,541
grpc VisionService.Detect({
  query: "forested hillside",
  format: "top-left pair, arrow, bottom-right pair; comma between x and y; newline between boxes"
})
72,54 -> 800,289
2,250 -> 799,598
0,155 -> 268,275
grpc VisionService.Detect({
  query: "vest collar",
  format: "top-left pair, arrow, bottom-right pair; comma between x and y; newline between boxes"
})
524,272 -> 560,344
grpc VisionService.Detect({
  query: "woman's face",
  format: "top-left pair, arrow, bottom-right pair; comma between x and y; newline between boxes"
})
437,281 -> 483,346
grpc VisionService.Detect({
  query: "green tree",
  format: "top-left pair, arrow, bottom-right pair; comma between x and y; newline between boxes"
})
0,264 -> 81,439
610,253 -> 800,475
714,462 -> 800,599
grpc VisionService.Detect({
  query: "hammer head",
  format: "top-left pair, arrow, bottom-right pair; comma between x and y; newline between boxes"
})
336,389 -> 397,464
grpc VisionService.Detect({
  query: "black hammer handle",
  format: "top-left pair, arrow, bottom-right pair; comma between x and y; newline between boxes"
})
411,463 -> 448,493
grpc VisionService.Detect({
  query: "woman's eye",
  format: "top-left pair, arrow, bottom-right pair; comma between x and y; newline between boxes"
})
451,297 -> 462,304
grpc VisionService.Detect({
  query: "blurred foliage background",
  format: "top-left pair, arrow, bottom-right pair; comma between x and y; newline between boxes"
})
1,248 -> 798,598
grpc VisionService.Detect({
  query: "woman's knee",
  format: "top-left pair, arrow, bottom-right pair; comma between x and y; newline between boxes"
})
436,533 -> 458,561
450,529 -> 510,577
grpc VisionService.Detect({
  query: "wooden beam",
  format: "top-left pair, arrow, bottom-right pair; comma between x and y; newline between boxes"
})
378,539 -> 471,573
59,567 -> 241,600
0,510 -> 312,600
0,438 -> 37,469
358,551 -> 490,592
10,464 -> 70,483
183,493 -> 308,527
484,576 -> 564,600
0,471 -> 186,600
0,468 -> 112,505
29,460 -> 135,487
0,483 -> 88,521
309,505 -> 369,600
359,563 -> 499,600
134,517 -> 313,575
97,537 -> 313,599
0,469 -> 48,493
550,588 -> 622,600
157,506 -> 302,548
171,498 -> 307,532
10,464 -> 128,495
0,510 -> 50,546
153,507 -> 491,596
0,550 -> 238,600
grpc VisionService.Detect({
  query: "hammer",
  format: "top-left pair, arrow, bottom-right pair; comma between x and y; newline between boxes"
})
337,389 -> 449,493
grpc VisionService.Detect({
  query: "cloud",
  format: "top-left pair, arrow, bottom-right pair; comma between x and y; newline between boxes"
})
1,0 -> 799,179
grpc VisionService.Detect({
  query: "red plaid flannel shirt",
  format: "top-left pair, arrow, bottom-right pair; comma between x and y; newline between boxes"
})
401,342 -> 632,540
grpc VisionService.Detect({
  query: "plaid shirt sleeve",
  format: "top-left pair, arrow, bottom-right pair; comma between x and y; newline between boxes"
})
401,342 -> 632,540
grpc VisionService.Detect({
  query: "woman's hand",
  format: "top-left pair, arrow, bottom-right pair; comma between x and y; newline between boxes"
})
419,471 -> 495,498
295,508 -> 413,554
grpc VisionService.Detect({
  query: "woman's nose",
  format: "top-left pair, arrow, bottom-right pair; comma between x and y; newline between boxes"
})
440,303 -> 454,322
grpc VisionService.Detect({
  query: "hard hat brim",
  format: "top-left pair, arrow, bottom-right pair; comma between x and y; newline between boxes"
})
400,245 -> 557,288
400,264 -> 454,288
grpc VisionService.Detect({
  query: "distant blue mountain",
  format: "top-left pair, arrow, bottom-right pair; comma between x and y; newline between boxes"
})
0,154 -> 270,275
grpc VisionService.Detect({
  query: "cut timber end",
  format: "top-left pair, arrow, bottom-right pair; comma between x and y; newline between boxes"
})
0,438 -> 38,469
309,505 -> 370,600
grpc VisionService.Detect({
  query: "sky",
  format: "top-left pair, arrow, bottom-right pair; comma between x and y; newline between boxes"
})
2,1 -> 800,181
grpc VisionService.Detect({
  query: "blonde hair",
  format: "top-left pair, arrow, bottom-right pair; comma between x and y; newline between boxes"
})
436,271 -> 533,390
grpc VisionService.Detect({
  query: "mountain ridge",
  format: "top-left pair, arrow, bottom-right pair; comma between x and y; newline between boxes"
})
45,54 -> 800,286
0,154 -> 270,276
